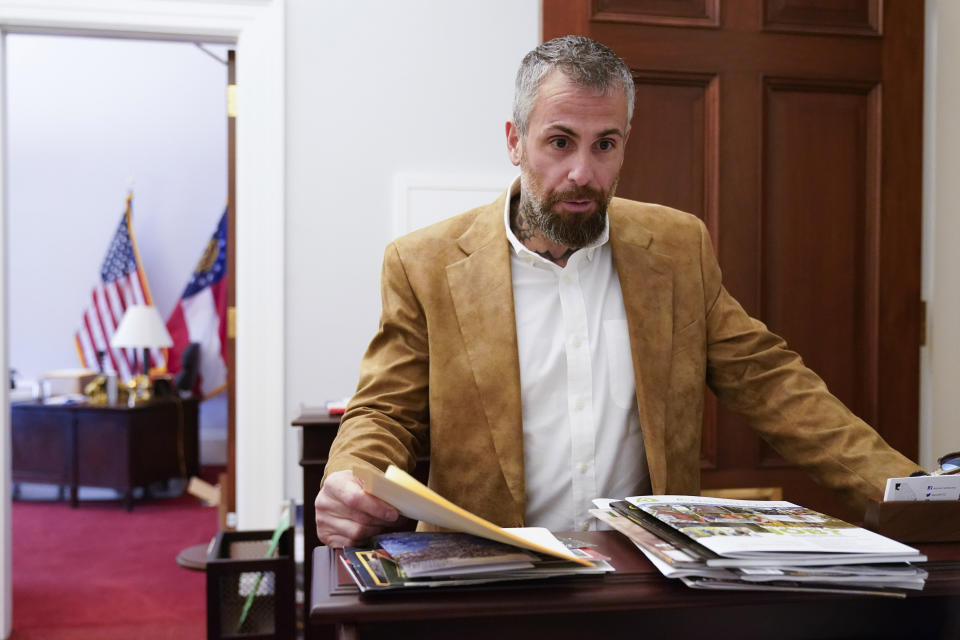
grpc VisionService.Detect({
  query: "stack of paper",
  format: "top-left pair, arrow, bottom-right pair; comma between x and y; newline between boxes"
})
340,466 -> 613,592
591,495 -> 927,597
341,531 -> 611,592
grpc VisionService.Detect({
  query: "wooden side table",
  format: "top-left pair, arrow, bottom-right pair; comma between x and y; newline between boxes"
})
12,396 -> 199,510
293,409 -> 431,640
292,410 -> 342,640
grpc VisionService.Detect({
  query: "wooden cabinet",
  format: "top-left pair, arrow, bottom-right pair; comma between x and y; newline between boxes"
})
11,397 -> 199,510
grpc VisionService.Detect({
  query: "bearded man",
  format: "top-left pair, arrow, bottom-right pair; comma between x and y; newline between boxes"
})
314,35 -> 921,548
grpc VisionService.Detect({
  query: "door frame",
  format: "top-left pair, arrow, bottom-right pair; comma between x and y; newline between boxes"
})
0,2 -> 285,634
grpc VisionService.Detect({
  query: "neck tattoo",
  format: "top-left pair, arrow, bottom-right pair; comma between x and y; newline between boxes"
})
535,247 -> 575,264
511,197 -> 576,267
512,201 -> 536,243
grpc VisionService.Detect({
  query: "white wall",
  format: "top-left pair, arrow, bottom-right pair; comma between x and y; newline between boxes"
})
283,0 -> 540,501
922,0 -> 960,469
6,35 -> 228,383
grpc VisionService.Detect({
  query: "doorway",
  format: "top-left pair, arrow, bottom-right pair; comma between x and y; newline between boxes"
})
6,34 -> 230,484
0,4 -> 285,636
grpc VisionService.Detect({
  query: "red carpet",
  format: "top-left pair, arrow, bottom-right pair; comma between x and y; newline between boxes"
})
10,491 -> 218,639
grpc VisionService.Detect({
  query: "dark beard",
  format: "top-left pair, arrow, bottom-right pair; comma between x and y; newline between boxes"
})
520,185 -> 611,249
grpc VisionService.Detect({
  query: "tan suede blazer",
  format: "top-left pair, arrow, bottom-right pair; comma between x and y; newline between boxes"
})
324,193 -> 920,528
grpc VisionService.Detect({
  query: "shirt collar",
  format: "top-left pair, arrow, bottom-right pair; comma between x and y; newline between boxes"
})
503,175 -> 610,265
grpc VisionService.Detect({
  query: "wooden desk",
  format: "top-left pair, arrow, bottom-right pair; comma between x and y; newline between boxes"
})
293,410 -> 429,640
12,397 -> 199,510
310,531 -> 960,640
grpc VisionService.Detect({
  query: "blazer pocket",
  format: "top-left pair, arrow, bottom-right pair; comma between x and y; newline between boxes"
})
603,318 -> 636,409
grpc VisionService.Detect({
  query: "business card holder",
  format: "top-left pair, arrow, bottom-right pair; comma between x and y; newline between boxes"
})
863,500 -> 960,543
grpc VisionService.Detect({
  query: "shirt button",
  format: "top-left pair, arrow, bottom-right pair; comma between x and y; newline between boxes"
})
578,462 -> 588,473
573,336 -> 582,348
575,398 -> 584,411
563,274 -> 572,285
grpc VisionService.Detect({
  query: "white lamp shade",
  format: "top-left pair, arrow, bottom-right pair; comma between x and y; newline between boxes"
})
110,305 -> 174,348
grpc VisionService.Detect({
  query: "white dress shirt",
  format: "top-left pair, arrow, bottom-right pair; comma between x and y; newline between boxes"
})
503,177 -> 651,532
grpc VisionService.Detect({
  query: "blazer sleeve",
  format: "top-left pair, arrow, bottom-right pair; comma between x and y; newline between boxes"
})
322,242 -> 430,483
696,221 -> 922,510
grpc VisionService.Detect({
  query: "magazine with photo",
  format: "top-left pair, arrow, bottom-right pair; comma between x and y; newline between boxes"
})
593,496 -> 928,596
372,531 -> 538,577
617,495 -> 926,567
340,540 -> 613,593
589,507 -> 702,568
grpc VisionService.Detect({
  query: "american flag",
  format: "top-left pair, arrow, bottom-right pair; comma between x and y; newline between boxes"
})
74,197 -> 164,381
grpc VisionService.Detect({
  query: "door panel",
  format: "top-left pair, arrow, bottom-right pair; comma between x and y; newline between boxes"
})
544,0 -> 922,522
763,0 -> 881,36
595,0 -> 720,27
619,72 -> 719,228
761,81 -> 879,425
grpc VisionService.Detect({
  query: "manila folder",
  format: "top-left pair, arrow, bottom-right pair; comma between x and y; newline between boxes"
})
354,465 -> 592,566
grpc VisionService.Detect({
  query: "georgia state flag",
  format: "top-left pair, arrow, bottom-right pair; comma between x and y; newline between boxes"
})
166,211 -> 228,396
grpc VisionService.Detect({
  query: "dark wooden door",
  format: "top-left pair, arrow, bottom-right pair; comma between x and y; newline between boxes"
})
544,0 -> 923,521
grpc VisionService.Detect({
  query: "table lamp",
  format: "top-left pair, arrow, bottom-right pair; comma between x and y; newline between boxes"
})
111,304 -> 173,405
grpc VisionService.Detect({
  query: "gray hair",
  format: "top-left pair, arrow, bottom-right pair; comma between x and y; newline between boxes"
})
512,35 -> 635,137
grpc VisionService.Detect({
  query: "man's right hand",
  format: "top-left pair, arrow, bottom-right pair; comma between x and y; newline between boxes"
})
315,469 -> 400,548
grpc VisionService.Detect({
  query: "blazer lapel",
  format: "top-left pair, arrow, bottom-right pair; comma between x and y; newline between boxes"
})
609,204 -> 675,495
445,198 -> 526,512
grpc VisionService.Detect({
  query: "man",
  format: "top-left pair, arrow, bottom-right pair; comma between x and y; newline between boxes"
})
315,36 -> 921,548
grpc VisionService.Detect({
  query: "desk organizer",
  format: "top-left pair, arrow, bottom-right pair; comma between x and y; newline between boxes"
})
863,500 -> 960,543
206,528 -> 295,640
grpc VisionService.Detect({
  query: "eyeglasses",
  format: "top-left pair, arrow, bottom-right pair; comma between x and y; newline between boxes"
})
932,451 -> 960,476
